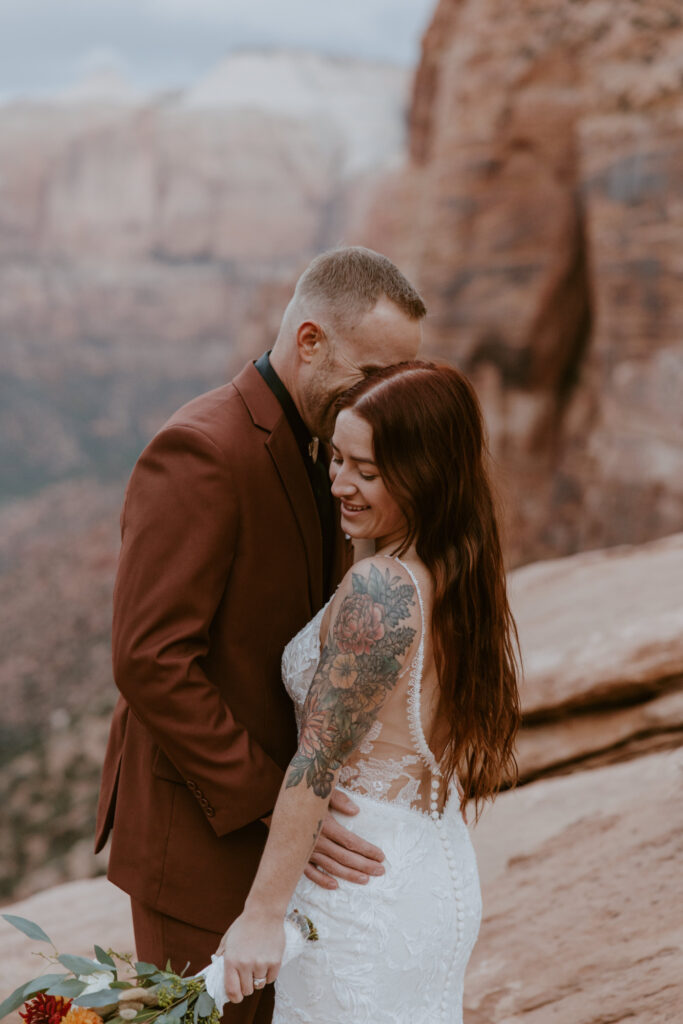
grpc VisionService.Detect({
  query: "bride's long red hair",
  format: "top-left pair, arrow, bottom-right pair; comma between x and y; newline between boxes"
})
336,361 -> 521,815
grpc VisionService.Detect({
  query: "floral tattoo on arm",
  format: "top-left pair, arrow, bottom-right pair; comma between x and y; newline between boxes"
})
286,565 -> 416,798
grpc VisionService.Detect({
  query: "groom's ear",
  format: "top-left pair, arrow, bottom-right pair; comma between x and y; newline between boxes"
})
296,319 -> 327,362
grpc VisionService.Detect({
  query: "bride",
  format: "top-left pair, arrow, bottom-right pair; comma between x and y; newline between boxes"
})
216,361 -> 521,1024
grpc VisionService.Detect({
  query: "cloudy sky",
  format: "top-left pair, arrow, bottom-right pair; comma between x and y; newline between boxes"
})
0,0 -> 436,98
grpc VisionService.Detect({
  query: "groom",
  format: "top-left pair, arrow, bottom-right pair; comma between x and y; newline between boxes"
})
95,246 -> 425,1023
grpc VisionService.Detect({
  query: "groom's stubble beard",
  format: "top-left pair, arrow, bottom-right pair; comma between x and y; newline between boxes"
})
300,346 -> 356,441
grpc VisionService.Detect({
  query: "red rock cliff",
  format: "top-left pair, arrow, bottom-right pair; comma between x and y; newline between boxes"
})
362,0 -> 683,566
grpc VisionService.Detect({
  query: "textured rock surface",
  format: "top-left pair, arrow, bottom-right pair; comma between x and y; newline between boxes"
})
466,748 -> 683,1023
362,0 -> 683,566
0,879 -> 133,1018
512,532 -> 683,712
511,531 -> 683,780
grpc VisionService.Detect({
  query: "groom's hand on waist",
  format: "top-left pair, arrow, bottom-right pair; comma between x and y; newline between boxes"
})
303,788 -> 386,890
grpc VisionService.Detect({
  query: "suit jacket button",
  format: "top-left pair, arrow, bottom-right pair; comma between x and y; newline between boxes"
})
206,806 -> 215,817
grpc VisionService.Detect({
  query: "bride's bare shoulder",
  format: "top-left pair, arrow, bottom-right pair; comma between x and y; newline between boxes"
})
319,555 -> 420,642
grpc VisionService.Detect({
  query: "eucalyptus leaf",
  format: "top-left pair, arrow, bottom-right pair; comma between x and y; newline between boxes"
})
0,982 -> 31,1021
110,981 -> 133,990
46,979 -> 87,999
94,946 -> 116,968
195,992 -> 214,1019
1,915 -> 53,945
135,962 -> 158,976
58,954 -> 103,975
74,989 -> 119,1008
23,974 -> 67,997
168,997 -> 188,1023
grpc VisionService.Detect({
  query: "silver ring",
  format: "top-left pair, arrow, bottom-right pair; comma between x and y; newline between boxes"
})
253,977 -> 267,988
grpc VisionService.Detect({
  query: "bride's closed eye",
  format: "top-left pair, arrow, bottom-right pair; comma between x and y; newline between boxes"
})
331,455 -> 376,481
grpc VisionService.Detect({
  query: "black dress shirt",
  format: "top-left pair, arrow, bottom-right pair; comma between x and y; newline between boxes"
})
255,351 -> 336,598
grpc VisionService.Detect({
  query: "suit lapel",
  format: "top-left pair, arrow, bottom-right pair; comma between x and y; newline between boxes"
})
234,362 -> 324,613
266,420 -> 323,612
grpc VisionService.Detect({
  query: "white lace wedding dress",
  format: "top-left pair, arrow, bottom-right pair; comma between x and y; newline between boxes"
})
273,558 -> 482,1024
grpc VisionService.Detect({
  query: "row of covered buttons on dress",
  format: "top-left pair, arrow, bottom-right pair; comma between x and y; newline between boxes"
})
431,773 -> 465,1022
186,779 -> 215,817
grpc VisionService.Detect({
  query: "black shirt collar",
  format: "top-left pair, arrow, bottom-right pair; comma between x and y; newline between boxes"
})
254,351 -> 315,460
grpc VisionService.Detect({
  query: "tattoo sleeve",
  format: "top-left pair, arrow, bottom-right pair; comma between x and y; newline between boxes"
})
286,563 -> 416,799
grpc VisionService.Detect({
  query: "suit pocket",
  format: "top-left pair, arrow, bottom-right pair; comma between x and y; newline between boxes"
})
151,745 -> 186,784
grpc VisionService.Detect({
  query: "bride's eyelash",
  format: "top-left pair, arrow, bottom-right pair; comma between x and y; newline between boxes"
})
330,455 -> 376,481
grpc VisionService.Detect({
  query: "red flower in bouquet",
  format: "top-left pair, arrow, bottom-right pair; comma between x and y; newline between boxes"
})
20,994 -> 72,1024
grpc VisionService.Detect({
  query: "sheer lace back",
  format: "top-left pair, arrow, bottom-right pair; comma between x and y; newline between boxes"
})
282,555 -> 449,817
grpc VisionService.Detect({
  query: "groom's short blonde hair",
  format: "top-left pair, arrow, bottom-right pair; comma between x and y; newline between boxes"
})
294,246 -> 426,330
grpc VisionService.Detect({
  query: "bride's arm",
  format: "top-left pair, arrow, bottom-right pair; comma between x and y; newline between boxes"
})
216,559 -> 419,1003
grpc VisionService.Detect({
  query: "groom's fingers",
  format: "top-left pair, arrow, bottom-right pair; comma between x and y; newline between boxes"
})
303,862 -> 338,890
321,816 -> 385,865
312,836 -> 385,879
309,848 -> 371,884
328,789 -> 360,815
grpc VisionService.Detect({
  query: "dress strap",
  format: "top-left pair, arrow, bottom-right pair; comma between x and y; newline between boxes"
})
394,556 -> 441,777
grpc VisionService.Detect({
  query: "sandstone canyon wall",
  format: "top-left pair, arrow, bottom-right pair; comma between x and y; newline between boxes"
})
362,0 -> 683,566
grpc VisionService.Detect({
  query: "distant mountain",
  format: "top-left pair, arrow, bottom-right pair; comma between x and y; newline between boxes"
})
181,51 -> 409,176
0,50 -> 409,502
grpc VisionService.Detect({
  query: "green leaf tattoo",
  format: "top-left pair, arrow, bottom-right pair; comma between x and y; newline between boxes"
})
286,566 -> 416,798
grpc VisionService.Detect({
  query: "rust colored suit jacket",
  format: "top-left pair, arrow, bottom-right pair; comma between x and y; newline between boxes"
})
95,362 -> 351,933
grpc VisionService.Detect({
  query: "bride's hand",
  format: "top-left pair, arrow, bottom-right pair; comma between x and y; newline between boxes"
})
216,910 -> 286,1003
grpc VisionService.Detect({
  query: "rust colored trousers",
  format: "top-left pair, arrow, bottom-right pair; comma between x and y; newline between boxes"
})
130,898 -> 274,1024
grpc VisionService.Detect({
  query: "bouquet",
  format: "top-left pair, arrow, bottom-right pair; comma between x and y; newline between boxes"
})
0,912 -> 318,1024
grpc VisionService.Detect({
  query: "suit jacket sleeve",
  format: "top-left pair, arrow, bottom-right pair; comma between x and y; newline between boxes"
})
112,422 -> 285,837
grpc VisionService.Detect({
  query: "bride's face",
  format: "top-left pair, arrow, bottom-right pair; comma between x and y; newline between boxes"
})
330,409 -> 407,550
